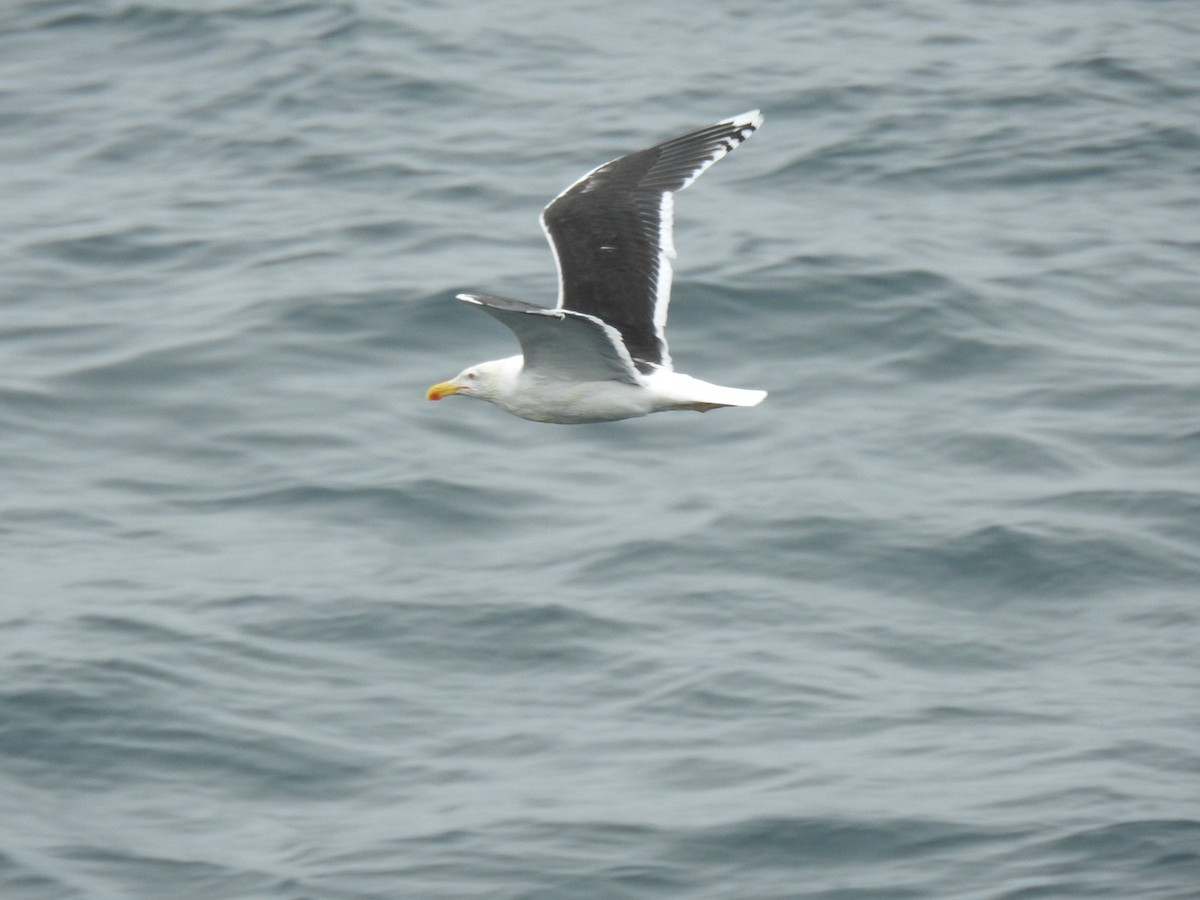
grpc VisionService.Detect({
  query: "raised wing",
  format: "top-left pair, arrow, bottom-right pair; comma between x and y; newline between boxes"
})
539,111 -> 762,373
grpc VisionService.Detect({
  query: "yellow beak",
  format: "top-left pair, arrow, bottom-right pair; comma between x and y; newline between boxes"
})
426,380 -> 462,401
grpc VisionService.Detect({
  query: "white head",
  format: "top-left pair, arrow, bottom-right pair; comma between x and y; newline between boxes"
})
426,357 -> 517,404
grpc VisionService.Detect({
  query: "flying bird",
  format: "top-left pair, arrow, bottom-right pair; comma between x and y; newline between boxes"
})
427,111 -> 767,424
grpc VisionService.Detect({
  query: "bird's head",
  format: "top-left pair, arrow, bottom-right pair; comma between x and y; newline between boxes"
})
426,359 -> 510,403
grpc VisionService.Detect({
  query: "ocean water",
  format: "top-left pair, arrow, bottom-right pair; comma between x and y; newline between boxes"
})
3,0 -> 1200,897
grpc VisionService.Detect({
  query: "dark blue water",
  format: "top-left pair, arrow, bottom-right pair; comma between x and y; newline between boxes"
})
3,1 -> 1199,897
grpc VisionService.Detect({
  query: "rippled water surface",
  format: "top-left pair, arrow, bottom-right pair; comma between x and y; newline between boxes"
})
3,1 -> 1200,897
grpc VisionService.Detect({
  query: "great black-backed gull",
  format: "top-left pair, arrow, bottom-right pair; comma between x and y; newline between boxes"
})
426,111 -> 767,424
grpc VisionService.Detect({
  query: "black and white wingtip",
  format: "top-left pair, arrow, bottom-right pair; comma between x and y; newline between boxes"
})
676,109 -> 763,191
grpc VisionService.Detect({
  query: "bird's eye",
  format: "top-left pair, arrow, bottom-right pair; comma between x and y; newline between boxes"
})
467,372 -> 477,380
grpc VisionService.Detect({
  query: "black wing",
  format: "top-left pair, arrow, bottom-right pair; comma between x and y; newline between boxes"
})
539,111 -> 762,374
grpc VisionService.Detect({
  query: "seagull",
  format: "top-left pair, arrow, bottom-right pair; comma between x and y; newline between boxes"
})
426,111 -> 767,424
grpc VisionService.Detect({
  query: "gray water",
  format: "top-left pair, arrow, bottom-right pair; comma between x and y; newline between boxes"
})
3,1 -> 1200,898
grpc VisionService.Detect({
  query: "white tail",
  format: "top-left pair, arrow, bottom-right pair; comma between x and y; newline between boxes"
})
708,386 -> 768,407
651,372 -> 767,412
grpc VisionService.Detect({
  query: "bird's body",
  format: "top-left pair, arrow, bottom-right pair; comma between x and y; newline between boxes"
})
446,352 -> 764,425
427,111 -> 766,424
